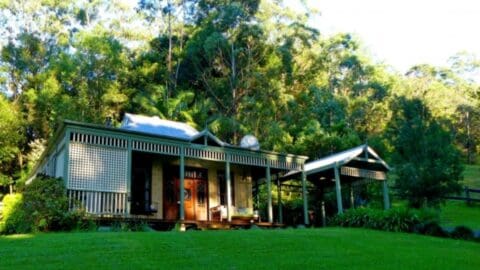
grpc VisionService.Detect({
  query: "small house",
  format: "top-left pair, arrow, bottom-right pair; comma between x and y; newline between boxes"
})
32,114 -> 309,226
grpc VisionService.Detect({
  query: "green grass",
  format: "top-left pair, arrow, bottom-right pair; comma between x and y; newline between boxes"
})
439,164 -> 480,229
441,201 -> 480,229
463,165 -> 480,189
1,229 -> 479,269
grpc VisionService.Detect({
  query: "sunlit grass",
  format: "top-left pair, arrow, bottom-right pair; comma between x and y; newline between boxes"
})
3,234 -> 34,240
463,165 -> 480,189
1,229 -> 479,270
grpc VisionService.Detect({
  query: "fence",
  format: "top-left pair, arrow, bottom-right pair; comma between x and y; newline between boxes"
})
444,187 -> 480,203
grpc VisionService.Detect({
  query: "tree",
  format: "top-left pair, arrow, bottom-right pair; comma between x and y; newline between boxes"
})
389,97 -> 463,208
0,94 -> 24,193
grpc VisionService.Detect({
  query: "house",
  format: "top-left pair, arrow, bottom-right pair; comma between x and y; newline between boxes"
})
32,113 -> 309,226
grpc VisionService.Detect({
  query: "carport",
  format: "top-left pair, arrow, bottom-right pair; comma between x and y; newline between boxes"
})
282,144 -> 391,225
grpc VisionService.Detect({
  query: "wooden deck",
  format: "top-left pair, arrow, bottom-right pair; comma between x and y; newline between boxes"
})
91,216 -> 285,231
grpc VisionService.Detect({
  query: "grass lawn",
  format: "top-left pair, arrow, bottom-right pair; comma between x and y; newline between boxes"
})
1,228 -> 479,270
441,201 -> 480,229
439,165 -> 480,229
462,165 -> 480,189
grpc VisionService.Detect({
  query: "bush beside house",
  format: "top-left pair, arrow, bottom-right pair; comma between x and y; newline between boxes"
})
0,175 -> 88,234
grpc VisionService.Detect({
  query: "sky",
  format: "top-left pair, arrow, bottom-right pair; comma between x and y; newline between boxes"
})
292,0 -> 480,73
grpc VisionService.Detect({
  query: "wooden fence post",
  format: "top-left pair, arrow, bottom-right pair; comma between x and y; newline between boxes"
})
465,186 -> 471,205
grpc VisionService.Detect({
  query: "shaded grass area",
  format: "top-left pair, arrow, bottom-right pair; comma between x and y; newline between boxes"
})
1,229 -> 479,270
439,165 -> 480,229
441,201 -> 480,230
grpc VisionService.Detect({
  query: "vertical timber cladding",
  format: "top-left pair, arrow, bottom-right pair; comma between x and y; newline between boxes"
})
68,132 -> 128,193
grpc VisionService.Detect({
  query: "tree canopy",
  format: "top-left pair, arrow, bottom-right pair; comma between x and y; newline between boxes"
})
1,0 -> 478,202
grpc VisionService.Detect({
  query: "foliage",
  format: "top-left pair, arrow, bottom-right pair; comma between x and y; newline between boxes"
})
416,221 -> 449,238
450,225 -> 475,240
110,220 -> 152,232
0,95 -> 24,188
330,207 -> 433,233
1,229 -> 480,269
389,98 -> 463,208
0,193 -> 28,234
0,175 -> 87,234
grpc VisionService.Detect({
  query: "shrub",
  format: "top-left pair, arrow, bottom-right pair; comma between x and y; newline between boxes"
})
111,220 -> 151,232
450,226 -> 474,240
330,207 -> 440,233
419,221 -> 448,238
0,193 -> 29,234
0,175 -> 88,234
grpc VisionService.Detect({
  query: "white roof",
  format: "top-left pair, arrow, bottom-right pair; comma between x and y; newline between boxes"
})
121,113 -> 199,140
284,144 -> 390,178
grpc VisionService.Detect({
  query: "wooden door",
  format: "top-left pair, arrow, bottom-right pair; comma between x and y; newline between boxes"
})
184,179 -> 195,220
163,169 -> 208,221
164,177 -> 179,220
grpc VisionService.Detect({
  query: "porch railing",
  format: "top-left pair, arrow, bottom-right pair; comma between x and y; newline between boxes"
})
68,189 -> 127,215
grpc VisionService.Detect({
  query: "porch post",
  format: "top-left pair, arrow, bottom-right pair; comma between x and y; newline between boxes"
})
266,166 -> 273,223
126,138 -> 132,215
301,166 -> 309,225
226,156 -> 232,222
350,184 -> 355,209
179,147 -> 185,220
383,180 -> 390,210
277,177 -> 283,224
334,165 -> 343,214
321,200 -> 326,227
63,129 -> 71,189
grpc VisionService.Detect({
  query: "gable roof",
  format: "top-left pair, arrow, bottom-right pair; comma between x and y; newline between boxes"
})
190,129 -> 229,147
283,144 -> 390,179
121,113 -> 199,140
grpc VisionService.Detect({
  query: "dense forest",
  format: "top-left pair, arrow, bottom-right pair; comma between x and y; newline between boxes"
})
0,0 -> 479,196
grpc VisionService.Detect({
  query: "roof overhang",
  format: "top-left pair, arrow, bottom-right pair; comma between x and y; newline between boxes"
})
283,144 -> 390,180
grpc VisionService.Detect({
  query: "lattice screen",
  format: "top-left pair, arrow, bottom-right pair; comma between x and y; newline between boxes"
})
68,142 -> 127,193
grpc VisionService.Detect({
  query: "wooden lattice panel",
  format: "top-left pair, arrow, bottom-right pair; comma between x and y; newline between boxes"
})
68,142 -> 128,193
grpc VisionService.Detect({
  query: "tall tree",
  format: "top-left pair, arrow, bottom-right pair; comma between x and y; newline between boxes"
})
0,94 -> 24,193
389,97 -> 463,208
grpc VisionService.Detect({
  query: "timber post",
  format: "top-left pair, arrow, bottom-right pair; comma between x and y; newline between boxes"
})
301,166 -> 309,225
226,154 -> 232,222
334,164 -> 343,214
277,176 -> 283,224
126,138 -> 132,215
266,166 -> 273,223
179,147 -> 185,220
350,184 -> 355,209
383,180 -> 390,210
321,200 -> 326,227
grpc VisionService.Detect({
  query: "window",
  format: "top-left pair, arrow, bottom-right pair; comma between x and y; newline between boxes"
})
218,171 -> 234,206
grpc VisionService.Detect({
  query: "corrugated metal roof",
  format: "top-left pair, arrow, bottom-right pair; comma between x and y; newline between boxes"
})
120,113 -> 199,140
283,144 -> 390,178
